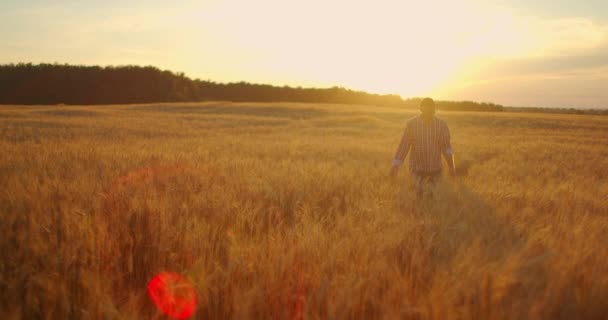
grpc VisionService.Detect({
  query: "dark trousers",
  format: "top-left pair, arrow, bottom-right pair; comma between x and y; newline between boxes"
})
412,170 -> 441,199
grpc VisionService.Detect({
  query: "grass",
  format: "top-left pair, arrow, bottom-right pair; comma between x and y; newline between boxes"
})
0,101 -> 607,319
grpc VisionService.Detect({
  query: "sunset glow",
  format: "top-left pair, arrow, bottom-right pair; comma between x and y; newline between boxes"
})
1,0 -> 607,108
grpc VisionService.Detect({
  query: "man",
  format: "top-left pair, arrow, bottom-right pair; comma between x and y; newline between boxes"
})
389,98 -> 455,195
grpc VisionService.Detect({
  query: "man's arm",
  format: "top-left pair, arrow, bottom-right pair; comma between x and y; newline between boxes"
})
390,124 -> 411,177
441,122 -> 456,175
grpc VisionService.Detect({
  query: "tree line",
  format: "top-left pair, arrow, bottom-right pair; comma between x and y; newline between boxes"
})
0,63 -> 504,112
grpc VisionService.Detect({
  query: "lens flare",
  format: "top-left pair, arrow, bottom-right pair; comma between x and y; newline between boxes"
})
147,272 -> 198,319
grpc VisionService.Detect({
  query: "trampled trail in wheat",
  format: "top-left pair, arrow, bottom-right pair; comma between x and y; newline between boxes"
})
1,102 -> 607,319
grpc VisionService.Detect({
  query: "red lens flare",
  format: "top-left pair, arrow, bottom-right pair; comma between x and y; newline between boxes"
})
147,272 -> 198,319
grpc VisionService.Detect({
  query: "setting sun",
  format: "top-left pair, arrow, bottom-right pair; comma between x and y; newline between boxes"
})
190,0 -> 551,97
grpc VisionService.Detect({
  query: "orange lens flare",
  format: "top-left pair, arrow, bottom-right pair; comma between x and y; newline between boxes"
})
147,272 -> 198,319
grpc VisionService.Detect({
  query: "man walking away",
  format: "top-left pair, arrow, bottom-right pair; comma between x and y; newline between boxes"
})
389,98 -> 455,198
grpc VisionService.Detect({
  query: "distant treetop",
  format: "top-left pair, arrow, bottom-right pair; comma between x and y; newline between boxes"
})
0,63 -> 503,112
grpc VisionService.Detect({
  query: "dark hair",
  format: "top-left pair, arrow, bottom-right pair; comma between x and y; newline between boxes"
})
420,98 -> 435,108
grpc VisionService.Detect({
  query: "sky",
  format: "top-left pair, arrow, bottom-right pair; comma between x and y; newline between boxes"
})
1,0 -> 607,109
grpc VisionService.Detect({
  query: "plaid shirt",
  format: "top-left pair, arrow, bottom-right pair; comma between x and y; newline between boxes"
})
393,115 -> 453,173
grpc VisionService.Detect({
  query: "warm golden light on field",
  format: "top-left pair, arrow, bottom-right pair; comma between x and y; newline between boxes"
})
2,0 -> 608,317
1,102 -> 607,318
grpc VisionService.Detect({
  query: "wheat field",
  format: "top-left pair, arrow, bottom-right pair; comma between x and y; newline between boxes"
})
0,102 -> 607,319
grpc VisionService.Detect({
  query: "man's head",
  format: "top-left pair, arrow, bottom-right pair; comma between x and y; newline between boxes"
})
420,97 -> 435,120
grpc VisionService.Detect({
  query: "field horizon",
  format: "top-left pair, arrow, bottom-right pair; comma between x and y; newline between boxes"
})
1,101 -> 607,319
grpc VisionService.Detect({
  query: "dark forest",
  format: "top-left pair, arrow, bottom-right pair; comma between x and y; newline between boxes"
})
0,63 -> 506,111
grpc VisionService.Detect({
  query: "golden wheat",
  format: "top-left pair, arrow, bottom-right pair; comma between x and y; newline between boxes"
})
0,102 -> 607,319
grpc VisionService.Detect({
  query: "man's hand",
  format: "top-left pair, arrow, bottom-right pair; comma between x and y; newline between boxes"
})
445,154 -> 456,177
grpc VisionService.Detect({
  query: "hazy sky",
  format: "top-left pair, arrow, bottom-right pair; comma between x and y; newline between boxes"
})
1,0 -> 607,108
